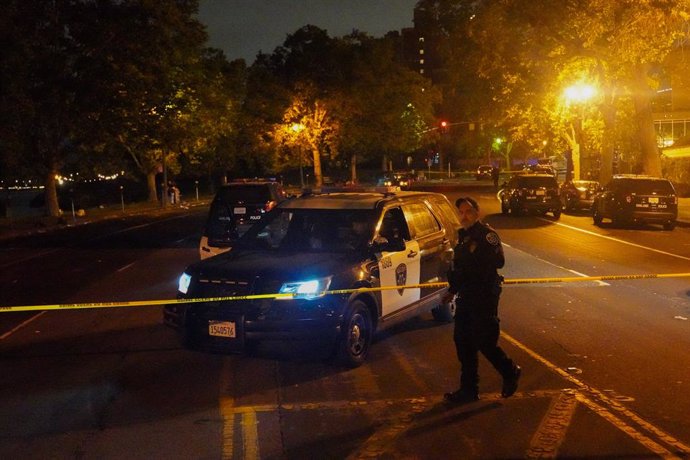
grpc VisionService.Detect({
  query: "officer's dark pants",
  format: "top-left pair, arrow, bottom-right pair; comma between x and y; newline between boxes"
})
453,295 -> 515,393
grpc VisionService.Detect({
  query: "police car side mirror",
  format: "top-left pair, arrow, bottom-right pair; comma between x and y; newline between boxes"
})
373,235 -> 405,252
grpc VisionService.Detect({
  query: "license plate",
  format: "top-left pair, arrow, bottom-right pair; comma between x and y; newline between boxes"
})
209,321 -> 236,338
648,197 -> 659,204
233,207 -> 246,215
536,190 -> 545,196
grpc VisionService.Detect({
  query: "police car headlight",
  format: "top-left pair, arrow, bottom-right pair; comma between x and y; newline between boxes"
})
178,272 -> 192,294
279,276 -> 332,300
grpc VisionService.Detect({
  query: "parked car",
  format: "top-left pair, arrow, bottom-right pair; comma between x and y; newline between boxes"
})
592,175 -> 678,230
166,191 -> 462,367
499,173 -> 561,218
525,164 -> 557,177
475,165 -> 494,180
199,180 -> 287,259
560,180 -> 601,212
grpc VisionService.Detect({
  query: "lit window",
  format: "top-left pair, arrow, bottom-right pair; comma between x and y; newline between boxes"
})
419,37 -> 425,42
419,49 -> 424,55
420,69 -> 425,74
419,59 -> 425,64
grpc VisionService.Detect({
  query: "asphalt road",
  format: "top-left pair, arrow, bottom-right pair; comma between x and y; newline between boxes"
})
1,184 -> 689,459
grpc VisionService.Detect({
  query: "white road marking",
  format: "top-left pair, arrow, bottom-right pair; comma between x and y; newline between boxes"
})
116,262 -> 136,272
538,219 -> 690,262
502,242 -> 609,286
0,311 -> 46,340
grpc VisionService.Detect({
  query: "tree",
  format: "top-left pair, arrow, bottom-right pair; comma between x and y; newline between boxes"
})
87,0 -> 210,205
1,1 -> 96,217
277,84 -> 340,187
424,0 -> 690,181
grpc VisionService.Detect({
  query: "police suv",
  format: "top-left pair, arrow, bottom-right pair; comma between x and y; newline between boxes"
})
165,191 -> 461,367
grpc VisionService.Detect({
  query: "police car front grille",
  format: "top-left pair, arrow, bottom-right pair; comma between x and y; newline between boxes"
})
195,279 -> 251,297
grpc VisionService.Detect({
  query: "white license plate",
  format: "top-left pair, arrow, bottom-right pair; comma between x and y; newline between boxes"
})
648,197 -> 659,204
209,321 -> 236,338
535,190 -> 545,196
233,207 -> 246,215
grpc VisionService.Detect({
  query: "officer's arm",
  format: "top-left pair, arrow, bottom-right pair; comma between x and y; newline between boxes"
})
480,231 -> 505,269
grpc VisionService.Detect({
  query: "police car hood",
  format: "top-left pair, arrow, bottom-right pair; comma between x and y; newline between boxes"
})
190,249 -> 353,283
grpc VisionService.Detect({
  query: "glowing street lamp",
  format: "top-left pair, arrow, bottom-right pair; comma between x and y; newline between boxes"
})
564,83 -> 597,180
564,84 -> 596,105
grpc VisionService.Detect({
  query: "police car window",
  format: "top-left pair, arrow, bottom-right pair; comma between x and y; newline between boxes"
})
378,207 -> 410,242
430,198 -> 460,227
239,208 -> 376,252
206,201 -> 238,245
217,184 -> 272,203
402,203 -> 441,238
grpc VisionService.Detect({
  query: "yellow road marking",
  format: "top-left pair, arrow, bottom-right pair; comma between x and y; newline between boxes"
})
501,332 -> 690,456
575,393 -> 676,458
241,410 -> 259,460
526,389 -> 579,458
220,359 -> 235,460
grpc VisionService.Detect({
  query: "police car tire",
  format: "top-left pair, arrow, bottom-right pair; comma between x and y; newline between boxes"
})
553,209 -> 561,219
431,301 -> 455,323
336,300 -> 373,368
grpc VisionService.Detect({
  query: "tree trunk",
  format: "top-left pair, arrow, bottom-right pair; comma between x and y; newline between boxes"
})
599,100 -> 616,184
350,153 -> 357,184
312,147 -> 323,187
146,171 -> 158,203
631,65 -> 661,176
44,167 -> 60,217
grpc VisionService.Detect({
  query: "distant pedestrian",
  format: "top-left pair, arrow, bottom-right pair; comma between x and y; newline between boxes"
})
442,196 -> 521,403
491,167 -> 500,191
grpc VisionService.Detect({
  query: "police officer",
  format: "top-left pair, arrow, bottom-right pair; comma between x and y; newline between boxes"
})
442,196 -> 521,403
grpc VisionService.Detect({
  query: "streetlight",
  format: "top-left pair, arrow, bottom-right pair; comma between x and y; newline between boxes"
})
291,123 -> 305,188
564,83 -> 597,180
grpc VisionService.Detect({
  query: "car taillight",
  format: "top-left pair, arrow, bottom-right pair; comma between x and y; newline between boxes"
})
673,195 -> 678,205
264,200 -> 277,212
625,195 -> 632,203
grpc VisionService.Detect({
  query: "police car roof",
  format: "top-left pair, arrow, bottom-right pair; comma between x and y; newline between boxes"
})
280,191 -> 437,210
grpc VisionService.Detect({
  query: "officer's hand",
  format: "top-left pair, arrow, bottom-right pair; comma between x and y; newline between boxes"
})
442,290 -> 455,305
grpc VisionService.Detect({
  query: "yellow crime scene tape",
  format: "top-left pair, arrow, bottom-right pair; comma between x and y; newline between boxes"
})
1,272 -> 690,313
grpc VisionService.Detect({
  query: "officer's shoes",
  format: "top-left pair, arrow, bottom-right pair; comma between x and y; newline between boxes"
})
502,365 -> 522,398
443,389 -> 479,404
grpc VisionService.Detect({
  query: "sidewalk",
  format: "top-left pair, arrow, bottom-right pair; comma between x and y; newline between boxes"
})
0,198 -> 211,241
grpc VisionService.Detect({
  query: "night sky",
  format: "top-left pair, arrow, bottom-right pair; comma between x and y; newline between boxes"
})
197,0 -> 418,63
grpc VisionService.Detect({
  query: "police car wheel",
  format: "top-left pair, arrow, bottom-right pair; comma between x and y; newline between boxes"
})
431,301 -> 455,323
337,300 -> 372,368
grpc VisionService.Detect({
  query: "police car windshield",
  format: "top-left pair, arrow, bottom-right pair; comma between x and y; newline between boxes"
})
236,208 -> 377,253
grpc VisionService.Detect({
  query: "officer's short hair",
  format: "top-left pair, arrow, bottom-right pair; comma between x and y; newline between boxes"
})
455,196 -> 479,211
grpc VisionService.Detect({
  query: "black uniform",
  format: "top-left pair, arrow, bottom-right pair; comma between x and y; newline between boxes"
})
447,220 -> 517,397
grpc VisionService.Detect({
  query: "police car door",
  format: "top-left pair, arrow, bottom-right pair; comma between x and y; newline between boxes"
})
401,201 -> 445,300
376,207 -> 421,317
